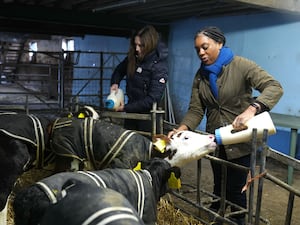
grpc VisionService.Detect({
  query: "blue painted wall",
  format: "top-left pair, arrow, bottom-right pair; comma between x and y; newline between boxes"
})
168,12 -> 300,159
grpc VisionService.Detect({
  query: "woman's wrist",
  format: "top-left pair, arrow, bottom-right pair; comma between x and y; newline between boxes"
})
250,102 -> 261,114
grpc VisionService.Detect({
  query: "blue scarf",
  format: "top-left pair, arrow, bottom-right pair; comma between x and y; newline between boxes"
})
200,47 -> 234,99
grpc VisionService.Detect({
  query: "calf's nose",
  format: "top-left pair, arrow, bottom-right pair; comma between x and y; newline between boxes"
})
208,134 -> 215,141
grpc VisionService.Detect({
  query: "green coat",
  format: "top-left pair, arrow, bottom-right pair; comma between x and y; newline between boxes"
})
180,56 -> 283,159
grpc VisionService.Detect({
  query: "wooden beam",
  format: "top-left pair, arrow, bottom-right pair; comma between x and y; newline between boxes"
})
234,0 -> 300,14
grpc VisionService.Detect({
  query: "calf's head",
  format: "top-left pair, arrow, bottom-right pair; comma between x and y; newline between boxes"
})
67,105 -> 100,120
138,157 -> 181,201
153,131 -> 216,168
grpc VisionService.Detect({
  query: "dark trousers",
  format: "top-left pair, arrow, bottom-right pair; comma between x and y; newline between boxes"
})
210,146 -> 250,217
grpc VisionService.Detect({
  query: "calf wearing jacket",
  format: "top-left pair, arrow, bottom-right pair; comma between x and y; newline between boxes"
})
40,181 -> 145,225
13,157 -> 181,225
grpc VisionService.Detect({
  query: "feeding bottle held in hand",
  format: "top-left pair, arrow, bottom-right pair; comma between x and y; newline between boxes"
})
215,112 -> 276,145
105,88 -> 124,110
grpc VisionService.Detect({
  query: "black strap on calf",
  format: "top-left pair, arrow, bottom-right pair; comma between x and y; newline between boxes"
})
0,113 -> 46,168
77,171 -> 108,188
29,114 -> 46,168
77,169 -> 148,219
83,117 -> 96,169
36,181 -> 58,204
97,130 -> 137,169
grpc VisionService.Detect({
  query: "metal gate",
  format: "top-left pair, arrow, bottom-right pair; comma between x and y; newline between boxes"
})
0,49 -> 126,114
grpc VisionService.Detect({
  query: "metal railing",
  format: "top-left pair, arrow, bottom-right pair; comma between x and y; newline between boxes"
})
167,128 -> 300,225
100,102 -> 165,138
0,49 -> 126,113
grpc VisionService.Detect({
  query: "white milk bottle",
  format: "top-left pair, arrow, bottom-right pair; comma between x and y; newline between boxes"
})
105,88 -> 124,110
215,112 -> 276,145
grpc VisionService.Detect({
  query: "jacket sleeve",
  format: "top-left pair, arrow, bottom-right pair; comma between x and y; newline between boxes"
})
124,57 -> 168,113
110,57 -> 128,86
180,72 -> 206,130
241,57 -> 284,110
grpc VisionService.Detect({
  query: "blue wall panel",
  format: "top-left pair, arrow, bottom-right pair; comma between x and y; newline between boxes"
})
268,129 -> 300,159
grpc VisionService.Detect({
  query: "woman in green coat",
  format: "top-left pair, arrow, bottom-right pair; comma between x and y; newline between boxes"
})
168,26 -> 283,225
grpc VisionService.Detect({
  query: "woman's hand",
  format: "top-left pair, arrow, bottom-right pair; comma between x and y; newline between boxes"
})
232,105 -> 257,130
167,125 -> 188,138
110,84 -> 119,92
115,103 -> 125,112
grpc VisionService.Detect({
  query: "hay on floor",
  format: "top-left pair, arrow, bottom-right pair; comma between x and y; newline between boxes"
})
157,198 -> 203,225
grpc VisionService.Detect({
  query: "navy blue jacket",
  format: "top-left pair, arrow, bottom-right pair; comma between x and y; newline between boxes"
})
111,41 -> 168,113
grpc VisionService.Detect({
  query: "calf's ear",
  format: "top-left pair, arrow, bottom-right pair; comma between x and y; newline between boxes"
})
152,134 -> 170,153
133,162 -> 142,171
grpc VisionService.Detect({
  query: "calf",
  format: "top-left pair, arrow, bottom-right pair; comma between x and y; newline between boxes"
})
49,116 -> 152,170
1,106 -> 216,225
50,116 -> 216,170
13,157 -> 180,225
0,106 -> 98,225
0,112 -> 52,225
154,130 -> 216,168
40,181 -> 145,225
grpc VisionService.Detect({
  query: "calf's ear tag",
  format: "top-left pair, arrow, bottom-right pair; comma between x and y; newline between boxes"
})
153,139 -> 166,153
133,162 -> 142,171
168,172 -> 181,189
78,112 -> 85,118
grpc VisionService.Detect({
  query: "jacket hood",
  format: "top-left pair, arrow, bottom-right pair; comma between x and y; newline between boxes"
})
156,41 -> 168,60
143,40 -> 168,62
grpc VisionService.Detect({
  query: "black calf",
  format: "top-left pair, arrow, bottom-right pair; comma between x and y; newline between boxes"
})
40,180 -> 145,225
13,158 -> 181,225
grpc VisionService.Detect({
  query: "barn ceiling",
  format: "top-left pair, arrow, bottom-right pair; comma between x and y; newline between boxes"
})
0,0 -> 300,37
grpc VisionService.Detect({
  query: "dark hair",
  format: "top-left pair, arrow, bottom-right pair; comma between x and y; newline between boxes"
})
194,26 -> 226,45
127,25 -> 159,76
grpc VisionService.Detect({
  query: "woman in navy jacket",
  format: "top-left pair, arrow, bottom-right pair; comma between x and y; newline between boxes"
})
110,25 -> 168,132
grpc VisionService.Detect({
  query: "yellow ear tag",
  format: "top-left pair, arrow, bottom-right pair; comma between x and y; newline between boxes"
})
153,139 -> 166,153
67,113 -> 73,118
133,162 -> 142,171
78,113 -> 85,119
168,172 -> 181,189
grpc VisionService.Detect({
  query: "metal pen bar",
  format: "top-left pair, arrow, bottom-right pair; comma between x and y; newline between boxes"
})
248,128 -> 258,225
255,129 -> 268,225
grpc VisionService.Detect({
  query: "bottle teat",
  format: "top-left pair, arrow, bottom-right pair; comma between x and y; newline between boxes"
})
105,99 -> 115,109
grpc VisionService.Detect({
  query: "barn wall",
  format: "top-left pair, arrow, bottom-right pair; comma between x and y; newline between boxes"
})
167,11 -> 300,159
